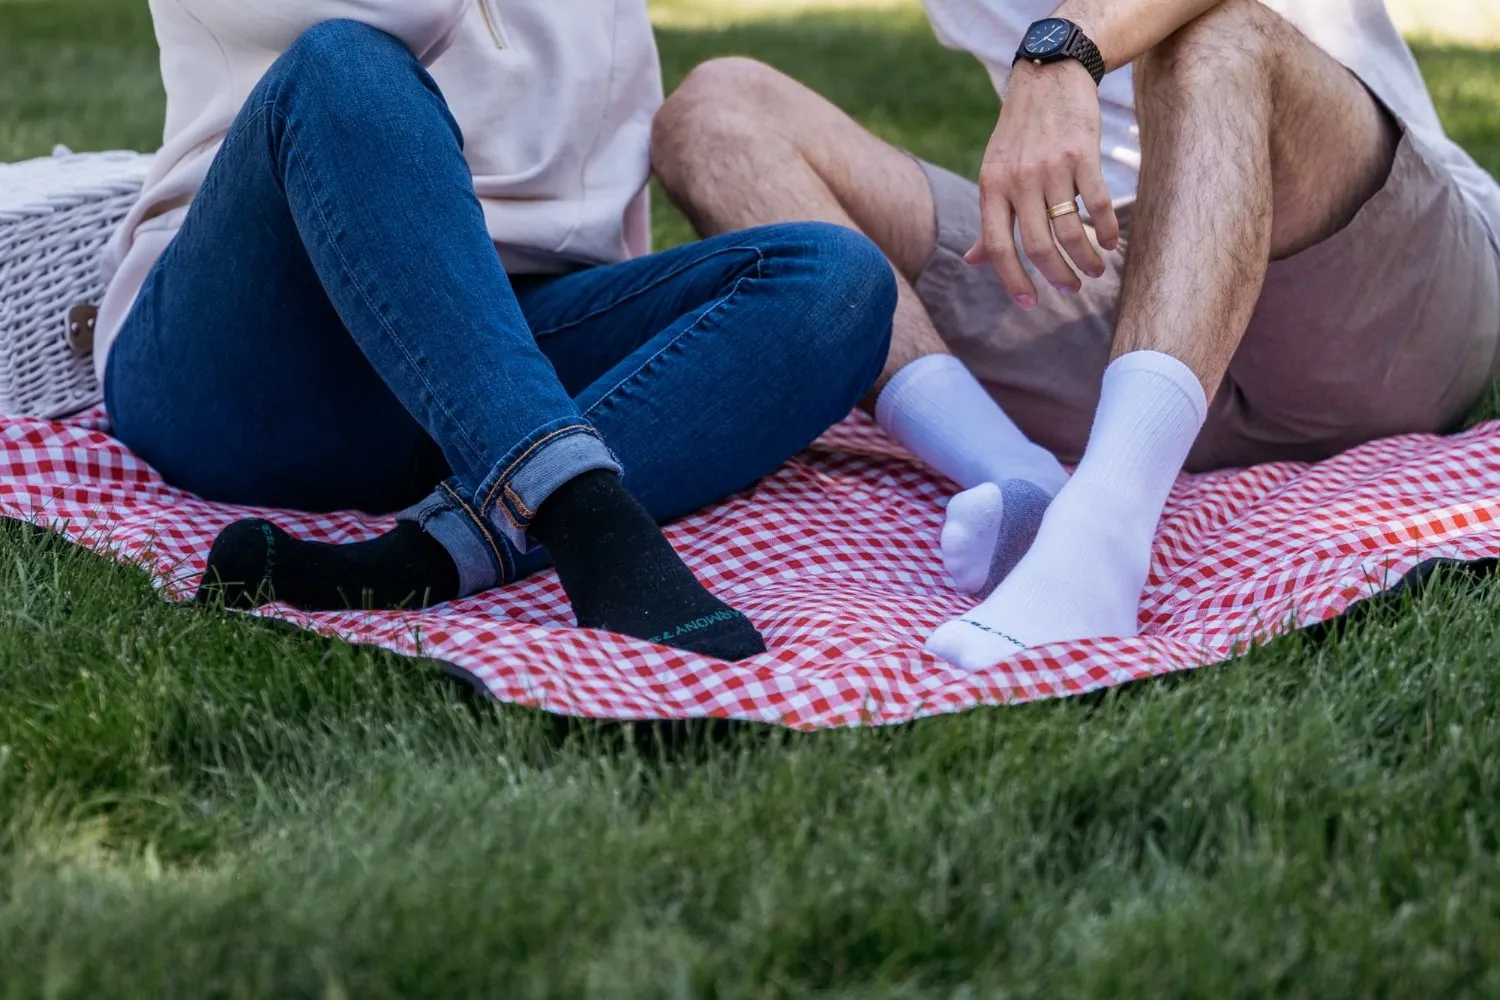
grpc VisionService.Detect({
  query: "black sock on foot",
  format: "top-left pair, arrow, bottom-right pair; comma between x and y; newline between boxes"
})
195,518 -> 460,611
529,469 -> 766,661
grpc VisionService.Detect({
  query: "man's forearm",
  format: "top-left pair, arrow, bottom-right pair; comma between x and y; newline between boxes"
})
1052,0 -> 1223,71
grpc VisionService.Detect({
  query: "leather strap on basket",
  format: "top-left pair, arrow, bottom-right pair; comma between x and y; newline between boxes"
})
66,304 -> 97,359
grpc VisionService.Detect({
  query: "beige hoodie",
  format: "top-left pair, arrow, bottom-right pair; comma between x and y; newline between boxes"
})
96,0 -> 663,382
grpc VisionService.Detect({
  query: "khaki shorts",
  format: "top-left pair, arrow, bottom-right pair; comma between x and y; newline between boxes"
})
914,126 -> 1500,471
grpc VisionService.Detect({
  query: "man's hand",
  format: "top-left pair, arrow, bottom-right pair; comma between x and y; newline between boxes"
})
965,58 -> 1119,309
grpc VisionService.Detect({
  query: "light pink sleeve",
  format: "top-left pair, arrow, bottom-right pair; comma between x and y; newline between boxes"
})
170,0 -> 472,64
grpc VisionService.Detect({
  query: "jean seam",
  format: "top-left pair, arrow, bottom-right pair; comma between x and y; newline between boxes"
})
231,101 -> 279,163
438,480 -> 507,579
582,250 -> 766,420
176,102 -> 278,229
480,422 -> 597,512
528,244 -> 765,339
269,101 -> 490,477
504,482 -> 534,520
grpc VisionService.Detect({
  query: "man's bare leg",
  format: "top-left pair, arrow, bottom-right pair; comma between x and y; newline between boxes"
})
654,59 -> 1070,593
927,0 -> 1401,668
1112,3 -> 1398,389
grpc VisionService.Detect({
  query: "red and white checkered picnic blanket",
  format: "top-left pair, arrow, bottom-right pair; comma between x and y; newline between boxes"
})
3,407 -> 1498,728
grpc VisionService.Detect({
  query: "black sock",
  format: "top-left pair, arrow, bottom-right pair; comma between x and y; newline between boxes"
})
195,518 -> 460,611
529,469 -> 766,662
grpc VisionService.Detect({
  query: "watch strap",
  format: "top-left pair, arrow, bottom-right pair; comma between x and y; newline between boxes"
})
1062,24 -> 1107,86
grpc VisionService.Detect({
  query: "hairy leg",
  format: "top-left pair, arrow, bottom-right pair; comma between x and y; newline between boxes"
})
1112,0 -> 1400,393
928,0 -> 1402,669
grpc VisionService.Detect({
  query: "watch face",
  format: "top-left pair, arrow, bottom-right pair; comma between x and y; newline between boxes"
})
1025,18 -> 1070,56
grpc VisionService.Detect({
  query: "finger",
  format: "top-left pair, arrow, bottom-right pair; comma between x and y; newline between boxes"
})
1017,191 -> 1079,295
1077,166 -> 1119,252
976,192 -> 1037,309
1045,182 -> 1104,280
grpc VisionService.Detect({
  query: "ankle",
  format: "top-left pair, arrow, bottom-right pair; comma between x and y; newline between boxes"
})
523,469 -> 766,660
529,469 -> 639,550
196,517 -> 459,611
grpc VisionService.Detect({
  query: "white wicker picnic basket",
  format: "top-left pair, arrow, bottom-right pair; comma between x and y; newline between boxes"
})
0,148 -> 153,418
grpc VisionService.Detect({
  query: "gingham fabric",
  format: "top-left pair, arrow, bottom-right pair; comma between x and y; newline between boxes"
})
4,407 -> 1498,729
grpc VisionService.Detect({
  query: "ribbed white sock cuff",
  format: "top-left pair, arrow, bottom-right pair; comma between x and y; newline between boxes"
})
1081,350 -> 1210,494
1101,350 -> 1209,426
876,353 -> 1068,493
874,353 -> 960,433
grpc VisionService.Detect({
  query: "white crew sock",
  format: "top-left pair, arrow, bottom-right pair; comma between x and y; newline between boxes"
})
877,354 -> 1069,593
925,350 -> 1209,670
876,354 -> 1069,494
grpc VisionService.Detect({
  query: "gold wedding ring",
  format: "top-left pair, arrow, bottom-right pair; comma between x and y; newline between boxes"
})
1046,200 -> 1080,221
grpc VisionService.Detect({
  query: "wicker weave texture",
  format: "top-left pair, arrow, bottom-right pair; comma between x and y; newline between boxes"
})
0,149 -> 153,418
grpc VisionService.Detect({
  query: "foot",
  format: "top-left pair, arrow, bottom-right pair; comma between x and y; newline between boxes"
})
529,470 -> 766,662
195,518 -> 460,611
927,350 -> 1206,672
925,479 -> 1150,671
940,479 -> 1054,597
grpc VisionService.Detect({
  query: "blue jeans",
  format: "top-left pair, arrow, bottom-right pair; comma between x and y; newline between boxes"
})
104,20 -> 894,596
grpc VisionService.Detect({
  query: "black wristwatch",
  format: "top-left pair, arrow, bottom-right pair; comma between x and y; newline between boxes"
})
1014,18 -> 1106,86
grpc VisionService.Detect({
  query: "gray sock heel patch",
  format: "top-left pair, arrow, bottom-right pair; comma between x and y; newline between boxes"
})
978,479 -> 1053,599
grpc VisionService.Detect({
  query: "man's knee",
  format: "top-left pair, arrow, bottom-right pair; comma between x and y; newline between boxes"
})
657,56 -> 791,133
1135,0 -> 1282,99
652,57 -> 794,188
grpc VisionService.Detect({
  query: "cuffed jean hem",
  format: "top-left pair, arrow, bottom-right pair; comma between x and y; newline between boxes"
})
398,424 -> 620,597
397,484 -> 512,597
473,421 -> 621,551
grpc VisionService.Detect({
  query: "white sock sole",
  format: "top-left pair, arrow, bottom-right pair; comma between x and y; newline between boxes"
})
940,480 -> 1053,597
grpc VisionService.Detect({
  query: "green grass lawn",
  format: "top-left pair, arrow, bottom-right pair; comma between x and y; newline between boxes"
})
4,1 -> 1500,995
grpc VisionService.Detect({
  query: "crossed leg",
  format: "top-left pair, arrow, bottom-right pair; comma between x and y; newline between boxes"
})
926,0 -> 1403,667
